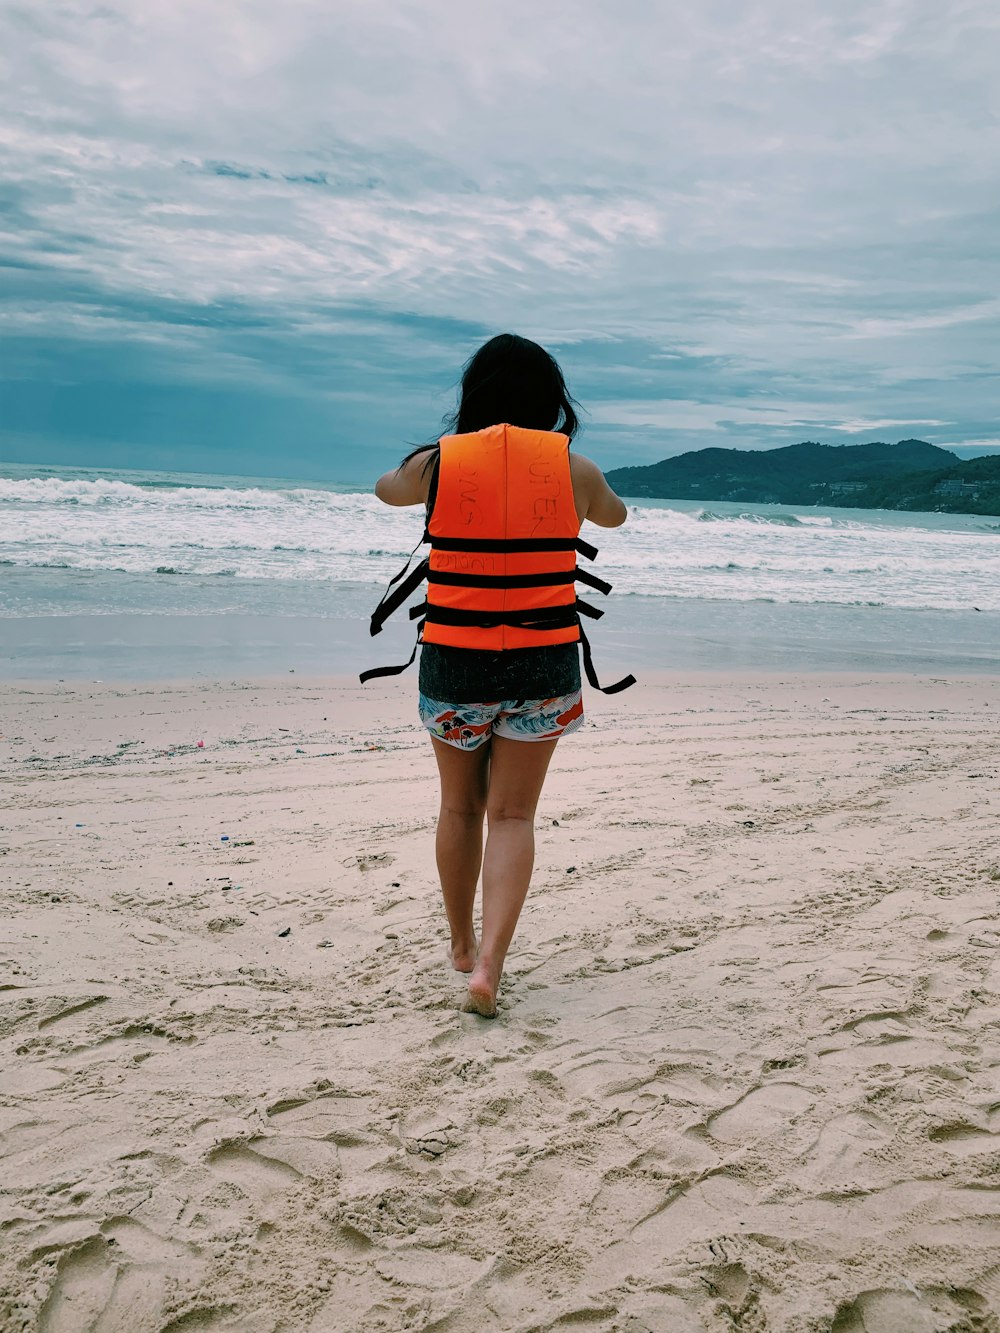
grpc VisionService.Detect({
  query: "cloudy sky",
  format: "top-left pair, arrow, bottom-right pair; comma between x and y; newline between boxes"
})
2,1 -> 998,483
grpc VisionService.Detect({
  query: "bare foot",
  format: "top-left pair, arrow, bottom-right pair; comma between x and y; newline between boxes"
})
448,938 -> 477,973
463,963 -> 499,1018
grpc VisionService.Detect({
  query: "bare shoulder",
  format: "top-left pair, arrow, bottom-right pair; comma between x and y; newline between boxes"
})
374,448 -> 436,507
569,451 -> 627,528
569,451 -> 602,483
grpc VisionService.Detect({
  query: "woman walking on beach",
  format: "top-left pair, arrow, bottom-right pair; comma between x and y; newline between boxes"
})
368,334 -> 632,1017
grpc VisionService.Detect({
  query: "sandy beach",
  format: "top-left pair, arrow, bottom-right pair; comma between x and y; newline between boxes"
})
2,672 -> 999,1333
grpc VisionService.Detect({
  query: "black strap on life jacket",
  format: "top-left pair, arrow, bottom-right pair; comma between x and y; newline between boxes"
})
425,566 -> 612,594
369,556 -> 430,635
427,568 -> 576,589
416,598 -> 594,632
575,567 -> 613,595
358,617 -> 425,684
367,529 -> 429,633
428,535 -> 598,556
360,529 -> 635,693
579,624 -> 636,695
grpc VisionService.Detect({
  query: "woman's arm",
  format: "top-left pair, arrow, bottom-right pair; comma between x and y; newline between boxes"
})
569,453 -> 628,527
374,449 -> 436,506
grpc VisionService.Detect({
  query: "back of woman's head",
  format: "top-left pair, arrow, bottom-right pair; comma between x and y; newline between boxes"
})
448,333 -> 580,440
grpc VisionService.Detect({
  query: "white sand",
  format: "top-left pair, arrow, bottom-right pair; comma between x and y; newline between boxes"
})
2,673 -> 999,1333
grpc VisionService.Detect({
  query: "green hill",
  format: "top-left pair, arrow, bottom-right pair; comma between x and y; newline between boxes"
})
605,440 -> 1000,515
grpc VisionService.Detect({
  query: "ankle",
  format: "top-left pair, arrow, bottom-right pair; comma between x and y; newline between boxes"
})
472,953 -> 502,983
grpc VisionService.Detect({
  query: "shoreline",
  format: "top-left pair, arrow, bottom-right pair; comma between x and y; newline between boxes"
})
4,666 -> 1000,689
3,597 -> 999,682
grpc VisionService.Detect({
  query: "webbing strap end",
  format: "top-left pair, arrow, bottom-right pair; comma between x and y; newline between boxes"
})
578,625 -> 636,695
359,620 -> 425,684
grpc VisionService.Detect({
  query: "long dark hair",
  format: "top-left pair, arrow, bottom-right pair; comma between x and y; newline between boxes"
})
400,333 -> 580,473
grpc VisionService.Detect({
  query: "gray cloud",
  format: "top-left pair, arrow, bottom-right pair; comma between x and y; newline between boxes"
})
1,0 -> 998,479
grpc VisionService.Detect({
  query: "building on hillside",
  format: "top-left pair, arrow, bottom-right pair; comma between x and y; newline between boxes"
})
934,480 -> 979,498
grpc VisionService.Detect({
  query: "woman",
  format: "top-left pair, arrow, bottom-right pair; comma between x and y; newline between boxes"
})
371,333 -> 630,1017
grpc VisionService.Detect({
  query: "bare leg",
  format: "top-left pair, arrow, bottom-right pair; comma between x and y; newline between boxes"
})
430,737 -> 490,971
466,735 -> 559,1017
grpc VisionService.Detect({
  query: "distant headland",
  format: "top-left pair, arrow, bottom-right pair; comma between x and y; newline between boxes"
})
604,440 -> 1000,516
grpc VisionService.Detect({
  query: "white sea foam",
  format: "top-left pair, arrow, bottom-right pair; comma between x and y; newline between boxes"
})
2,471 -> 998,613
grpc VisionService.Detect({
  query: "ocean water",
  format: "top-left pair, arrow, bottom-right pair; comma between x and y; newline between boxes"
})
2,461 -> 998,678
2,460 -> 999,614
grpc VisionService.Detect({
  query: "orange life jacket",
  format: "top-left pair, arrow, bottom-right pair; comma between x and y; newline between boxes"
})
424,423 -> 582,650
361,424 -> 635,693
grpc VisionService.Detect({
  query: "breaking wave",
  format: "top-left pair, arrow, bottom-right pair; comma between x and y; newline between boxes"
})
2,469 -> 998,614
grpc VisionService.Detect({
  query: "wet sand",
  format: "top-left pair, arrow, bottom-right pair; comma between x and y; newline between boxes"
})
2,673 -> 999,1332
3,595 -> 1000,682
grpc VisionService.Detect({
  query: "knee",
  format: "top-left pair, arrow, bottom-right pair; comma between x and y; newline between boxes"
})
487,802 -> 535,826
441,800 -> 486,823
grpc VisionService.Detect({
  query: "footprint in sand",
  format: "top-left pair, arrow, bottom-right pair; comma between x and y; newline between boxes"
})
838,1009 -> 917,1039
101,1215 -> 202,1266
349,851 -> 395,871
159,1306 -> 240,1333
619,1296 -> 708,1333
928,1120 -> 1000,1156
206,1140 -> 302,1199
831,1284 -> 993,1333
265,1089 -> 385,1171
816,1007 -> 950,1069
606,1172 -> 758,1268
58,1023 -> 193,1069
806,1109 -> 892,1176
0,1063 -> 66,1095
707,1082 -> 814,1144
616,1090 -> 662,1127
586,1170 -> 667,1235
36,994 -> 108,1030
373,1245 -> 488,1290
35,1235 -> 169,1333
699,1259 -> 763,1325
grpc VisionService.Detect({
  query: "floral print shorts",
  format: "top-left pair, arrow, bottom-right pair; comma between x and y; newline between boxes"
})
418,690 -> 585,750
